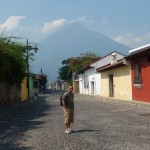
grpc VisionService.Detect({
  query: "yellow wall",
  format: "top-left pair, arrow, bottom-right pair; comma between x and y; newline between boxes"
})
101,65 -> 132,100
73,81 -> 79,93
101,71 -> 109,97
20,77 -> 28,101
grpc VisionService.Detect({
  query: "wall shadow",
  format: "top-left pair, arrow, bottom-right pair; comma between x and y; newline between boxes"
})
0,92 -> 52,150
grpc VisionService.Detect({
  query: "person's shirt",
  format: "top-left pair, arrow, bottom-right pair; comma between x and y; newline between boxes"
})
63,92 -> 74,109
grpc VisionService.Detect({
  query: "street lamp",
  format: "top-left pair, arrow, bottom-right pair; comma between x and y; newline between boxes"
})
26,39 -> 38,99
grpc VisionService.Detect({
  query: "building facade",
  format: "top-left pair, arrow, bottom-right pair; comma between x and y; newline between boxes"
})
20,77 -> 28,101
126,44 -> 150,102
79,67 -> 101,95
97,60 -> 132,100
79,51 -> 125,96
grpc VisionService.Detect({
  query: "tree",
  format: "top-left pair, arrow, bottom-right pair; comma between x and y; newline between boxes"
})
58,61 -> 72,82
68,52 -> 100,74
0,35 -> 28,88
58,52 -> 101,82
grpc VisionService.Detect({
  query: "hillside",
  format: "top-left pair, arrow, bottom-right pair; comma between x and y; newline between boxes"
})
31,23 -> 130,82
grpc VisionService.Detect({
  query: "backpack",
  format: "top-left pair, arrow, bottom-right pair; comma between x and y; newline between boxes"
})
60,92 -> 68,106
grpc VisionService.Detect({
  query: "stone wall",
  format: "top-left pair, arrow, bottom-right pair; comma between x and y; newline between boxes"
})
0,82 -> 21,108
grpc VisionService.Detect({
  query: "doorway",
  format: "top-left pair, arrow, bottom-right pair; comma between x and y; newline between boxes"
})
109,74 -> 114,97
91,81 -> 94,95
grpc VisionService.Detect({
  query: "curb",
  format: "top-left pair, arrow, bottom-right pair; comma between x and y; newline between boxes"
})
76,93 -> 150,106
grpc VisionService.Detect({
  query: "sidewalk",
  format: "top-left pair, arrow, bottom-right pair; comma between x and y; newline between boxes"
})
77,93 -> 150,106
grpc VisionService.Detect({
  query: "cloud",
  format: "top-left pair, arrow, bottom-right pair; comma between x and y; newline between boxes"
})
71,16 -> 94,24
0,16 -> 94,42
100,17 -> 109,24
113,32 -> 150,48
41,17 -> 93,34
0,16 -> 26,32
41,19 -> 68,33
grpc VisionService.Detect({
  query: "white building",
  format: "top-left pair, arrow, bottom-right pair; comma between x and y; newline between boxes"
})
79,66 -> 101,95
79,51 -> 125,96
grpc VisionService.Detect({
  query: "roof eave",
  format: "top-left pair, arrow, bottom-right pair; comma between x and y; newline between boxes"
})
96,60 -> 124,72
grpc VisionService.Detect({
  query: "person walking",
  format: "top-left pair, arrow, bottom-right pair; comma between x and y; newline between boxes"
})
62,86 -> 74,134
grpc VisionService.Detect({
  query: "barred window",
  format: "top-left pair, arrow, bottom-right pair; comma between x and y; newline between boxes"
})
134,58 -> 142,84
147,54 -> 150,62
84,76 -> 89,89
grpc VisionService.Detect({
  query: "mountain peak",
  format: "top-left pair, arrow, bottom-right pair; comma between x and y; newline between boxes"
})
32,23 -> 130,81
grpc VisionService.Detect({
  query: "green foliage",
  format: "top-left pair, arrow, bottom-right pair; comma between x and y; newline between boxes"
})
58,52 -> 101,82
68,52 -> 100,74
0,36 -> 27,88
58,65 -> 72,81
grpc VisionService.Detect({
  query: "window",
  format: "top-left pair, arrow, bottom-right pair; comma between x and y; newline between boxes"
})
147,54 -> 150,62
84,76 -> 89,89
134,59 -> 142,85
135,62 -> 141,77
33,81 -> 39,88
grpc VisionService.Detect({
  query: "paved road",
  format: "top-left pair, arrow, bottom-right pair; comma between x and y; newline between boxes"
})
0,90 -> 150,150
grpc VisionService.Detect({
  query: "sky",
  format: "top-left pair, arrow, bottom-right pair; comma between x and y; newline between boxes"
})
0,0 -> 150,48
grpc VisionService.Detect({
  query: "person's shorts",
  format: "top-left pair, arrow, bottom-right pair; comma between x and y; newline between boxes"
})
64,109 -> 74,124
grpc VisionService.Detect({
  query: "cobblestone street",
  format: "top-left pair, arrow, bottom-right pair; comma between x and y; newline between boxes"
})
0,91 -> 150,150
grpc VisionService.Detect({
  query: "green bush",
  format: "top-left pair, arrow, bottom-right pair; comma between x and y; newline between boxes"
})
0,36 -> 27,88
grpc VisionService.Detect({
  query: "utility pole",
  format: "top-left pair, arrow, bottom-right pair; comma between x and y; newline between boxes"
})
27,39 -> 30,98
26,39 -> 38,99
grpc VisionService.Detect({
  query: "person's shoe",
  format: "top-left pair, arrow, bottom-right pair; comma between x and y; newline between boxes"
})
68,128 -> 72,133
65,129 -> 70,134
